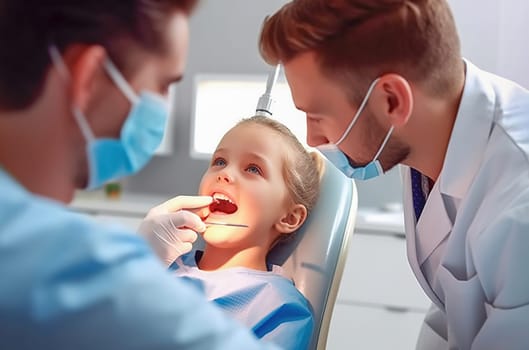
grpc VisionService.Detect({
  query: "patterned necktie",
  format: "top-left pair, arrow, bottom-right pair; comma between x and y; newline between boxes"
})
411,168 -> 426,220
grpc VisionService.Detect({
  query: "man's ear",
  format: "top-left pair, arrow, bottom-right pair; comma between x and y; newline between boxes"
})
274,203 -> 308,235
370,73 -> 413,128
63,45 -> 106,112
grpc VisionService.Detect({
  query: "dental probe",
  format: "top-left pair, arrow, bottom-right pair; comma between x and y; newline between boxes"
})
204,221 -> 249,228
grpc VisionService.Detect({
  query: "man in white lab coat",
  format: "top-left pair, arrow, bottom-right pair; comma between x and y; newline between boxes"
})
258,0 -> 529,349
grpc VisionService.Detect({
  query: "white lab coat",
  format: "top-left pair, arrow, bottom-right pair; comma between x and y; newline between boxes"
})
403,60 -> 529,350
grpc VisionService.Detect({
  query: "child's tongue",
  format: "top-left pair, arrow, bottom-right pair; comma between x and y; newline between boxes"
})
209,198 -> 237,214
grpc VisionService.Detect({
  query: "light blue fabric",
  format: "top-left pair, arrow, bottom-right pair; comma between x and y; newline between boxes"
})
0,168 -> 279,350
84,90 -> 168,189
48,46 -> 168,190
171,252 -> 314,350
80,62 -> 168,189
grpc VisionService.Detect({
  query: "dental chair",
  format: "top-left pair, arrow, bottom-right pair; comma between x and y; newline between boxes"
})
267,156 -> 358,350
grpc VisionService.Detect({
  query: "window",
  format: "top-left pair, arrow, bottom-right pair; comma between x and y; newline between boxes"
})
190,74 -> 307,159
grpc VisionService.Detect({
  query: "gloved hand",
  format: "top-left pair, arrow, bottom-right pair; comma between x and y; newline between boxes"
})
138,195 -> 213,266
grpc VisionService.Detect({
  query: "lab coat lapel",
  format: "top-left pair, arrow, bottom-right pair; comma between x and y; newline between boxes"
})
415,184 -> 452,266
439,59 -> 496,200
403,168 -> 450,309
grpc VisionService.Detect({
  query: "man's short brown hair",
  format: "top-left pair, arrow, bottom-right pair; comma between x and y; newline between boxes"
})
259,0 -> 462,103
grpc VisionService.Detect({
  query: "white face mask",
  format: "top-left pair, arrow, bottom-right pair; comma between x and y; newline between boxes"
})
317,78 -> 394,180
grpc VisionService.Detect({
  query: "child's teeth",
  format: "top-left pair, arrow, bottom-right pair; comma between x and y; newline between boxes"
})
213,193 -> 231,202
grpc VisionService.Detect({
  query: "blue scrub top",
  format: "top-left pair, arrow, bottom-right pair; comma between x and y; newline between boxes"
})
0,168 -> 279,350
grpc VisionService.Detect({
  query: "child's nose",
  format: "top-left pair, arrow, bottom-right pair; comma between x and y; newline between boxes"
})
216,171 -> 234,184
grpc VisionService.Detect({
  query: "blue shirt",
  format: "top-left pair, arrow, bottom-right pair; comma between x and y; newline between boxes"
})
171,252 -> 314,350
0,168 -> 279,350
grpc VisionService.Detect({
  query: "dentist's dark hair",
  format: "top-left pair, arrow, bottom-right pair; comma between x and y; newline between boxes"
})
0,0 -> 198,111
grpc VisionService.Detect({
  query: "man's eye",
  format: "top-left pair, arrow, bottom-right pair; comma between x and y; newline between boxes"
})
212,158 -> 226,167
246,164 -> 262,176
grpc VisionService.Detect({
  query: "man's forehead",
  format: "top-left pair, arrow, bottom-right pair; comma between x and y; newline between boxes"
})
283,54 -> 324,111
164,11 -> 189,67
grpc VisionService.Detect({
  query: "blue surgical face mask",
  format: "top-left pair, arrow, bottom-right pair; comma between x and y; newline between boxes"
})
317,78 -> 394,180
49,46 -> 168,189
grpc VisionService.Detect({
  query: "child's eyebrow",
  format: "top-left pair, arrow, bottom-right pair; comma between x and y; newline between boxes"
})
213,148 -> 272,168
214,148 -> 266,159
213,147 -> 227,154
245,151 -> 269,164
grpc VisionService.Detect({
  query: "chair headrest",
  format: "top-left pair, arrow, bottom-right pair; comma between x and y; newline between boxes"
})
267,157 -> 357,349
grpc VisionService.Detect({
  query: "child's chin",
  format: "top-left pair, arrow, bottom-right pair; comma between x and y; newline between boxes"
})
204,228 -> 236,241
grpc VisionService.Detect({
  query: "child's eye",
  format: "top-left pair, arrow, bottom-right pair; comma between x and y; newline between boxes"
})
212,157 -> 226,167
246,164 -> 262,176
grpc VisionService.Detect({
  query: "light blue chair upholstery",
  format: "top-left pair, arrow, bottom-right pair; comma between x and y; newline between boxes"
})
267,156 -> 358,350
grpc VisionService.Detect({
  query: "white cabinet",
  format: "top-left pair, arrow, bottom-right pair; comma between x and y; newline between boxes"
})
327,303 -> 426,350
90,214 -> 143,231
327,211 -> 431,350
68,191 -> 165,231
338,233 -> 430,310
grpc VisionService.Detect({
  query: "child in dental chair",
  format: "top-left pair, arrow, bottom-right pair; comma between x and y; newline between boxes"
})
173,116 -> 322,350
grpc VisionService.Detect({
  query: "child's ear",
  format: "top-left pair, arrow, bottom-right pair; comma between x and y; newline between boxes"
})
274,204 -> 307,235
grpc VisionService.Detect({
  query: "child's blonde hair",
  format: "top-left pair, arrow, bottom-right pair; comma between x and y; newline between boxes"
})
236,115 -> 324,214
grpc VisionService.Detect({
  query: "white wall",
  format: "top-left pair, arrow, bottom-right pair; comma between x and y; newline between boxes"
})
497,0 -> 529,89
125,0 -> 528,208
448,0 -> 529,89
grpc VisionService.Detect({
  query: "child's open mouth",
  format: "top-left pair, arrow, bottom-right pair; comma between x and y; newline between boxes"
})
210,193 -> 238,214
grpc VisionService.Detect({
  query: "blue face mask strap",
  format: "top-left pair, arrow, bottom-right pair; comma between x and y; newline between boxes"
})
48,45 -> 70,81
335,77 -> 380,146
372,125 -> 394,161
72,106 -> 96,142
49,44 -> 138,106
103,59 -> 140,105
48,45 -> 95,142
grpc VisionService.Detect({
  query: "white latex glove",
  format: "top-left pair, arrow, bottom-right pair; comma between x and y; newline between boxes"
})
138,196 -> 213,266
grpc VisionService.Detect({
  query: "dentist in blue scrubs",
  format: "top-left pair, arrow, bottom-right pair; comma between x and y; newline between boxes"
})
0,1 -> 278,349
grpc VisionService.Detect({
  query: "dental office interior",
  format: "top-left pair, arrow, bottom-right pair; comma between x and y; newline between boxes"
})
70,0 -> 529,349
